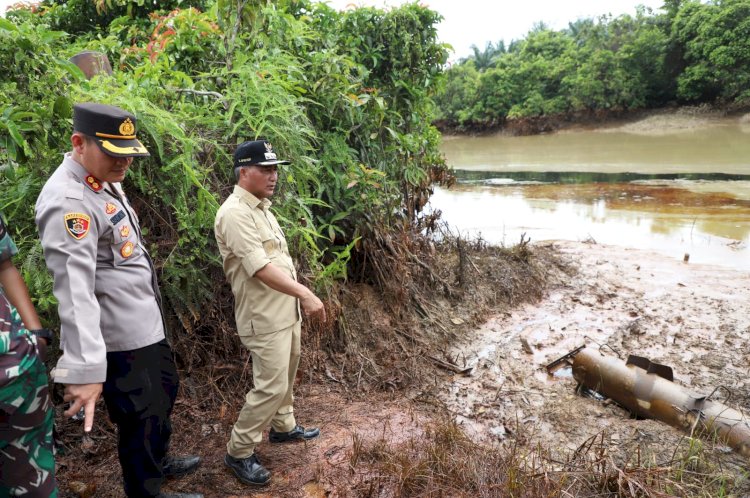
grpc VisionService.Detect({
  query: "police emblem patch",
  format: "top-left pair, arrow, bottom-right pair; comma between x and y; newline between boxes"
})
85,175 -> 103,192
120,241 -> 134,258
119,225 -> 131,238
64,213 -> 91,240
105,202 -> 117,214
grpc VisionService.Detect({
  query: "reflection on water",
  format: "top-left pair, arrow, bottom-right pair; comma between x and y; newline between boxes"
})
441,120 -> 750,174
434,118 -> 750,270
430,175 -> 750,270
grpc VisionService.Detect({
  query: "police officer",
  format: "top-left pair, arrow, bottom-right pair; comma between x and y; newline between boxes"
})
35,103 -> 202,498
0,214 -> 57,497
214,139 -> 325,487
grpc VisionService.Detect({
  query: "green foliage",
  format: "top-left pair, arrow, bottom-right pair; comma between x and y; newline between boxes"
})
435,1 -> 750,127
27,0 -> 211,35
0,0 -> 449,335
436,62 -> 479,126
673,0 -> 750,102
465,41 -> 505,70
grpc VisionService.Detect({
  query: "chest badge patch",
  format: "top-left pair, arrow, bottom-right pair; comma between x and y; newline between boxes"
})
120,241 -> 134,258
85,175 -> 103,192
64,213 -> 91,240
119,225 -> 131,238
105,202 -> 117,214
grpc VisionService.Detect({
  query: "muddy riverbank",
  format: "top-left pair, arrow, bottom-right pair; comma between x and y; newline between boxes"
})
441,240 -> 750,490
436,104 -> 750,137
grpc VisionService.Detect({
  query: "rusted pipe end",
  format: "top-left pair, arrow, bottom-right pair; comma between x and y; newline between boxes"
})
69,51 -> 113,80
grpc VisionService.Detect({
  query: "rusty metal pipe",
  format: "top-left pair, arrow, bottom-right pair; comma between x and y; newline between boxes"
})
572,347 -> 750,457
69,51 -> 113,80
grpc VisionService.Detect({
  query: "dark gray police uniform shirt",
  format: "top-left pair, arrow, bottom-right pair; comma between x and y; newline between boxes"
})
35,153 -> 165,385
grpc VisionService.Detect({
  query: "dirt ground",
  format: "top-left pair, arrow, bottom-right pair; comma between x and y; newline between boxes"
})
57,384 -> 436,497
440,240 -> 750,485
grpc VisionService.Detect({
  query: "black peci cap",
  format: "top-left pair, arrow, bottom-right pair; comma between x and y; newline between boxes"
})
233,139 -> 290,169
73,102 -> 150,158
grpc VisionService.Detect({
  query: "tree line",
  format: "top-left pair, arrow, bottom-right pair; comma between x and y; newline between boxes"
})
435,0 -> 750,129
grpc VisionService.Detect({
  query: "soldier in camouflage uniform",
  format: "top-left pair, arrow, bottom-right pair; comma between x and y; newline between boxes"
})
0,214 -> 57,497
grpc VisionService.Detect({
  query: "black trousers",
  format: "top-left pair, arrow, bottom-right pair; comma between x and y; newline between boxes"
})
103,340 -> 179,498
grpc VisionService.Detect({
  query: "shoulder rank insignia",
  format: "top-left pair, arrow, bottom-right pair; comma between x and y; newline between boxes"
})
105,202 -> 117,215
119,225 -> 131,238
64,213 -> 91,240
85,175 -> 103,192
120,241 -> 134,258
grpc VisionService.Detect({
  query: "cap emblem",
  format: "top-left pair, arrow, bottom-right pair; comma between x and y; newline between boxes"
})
119,118 -> 135,136
105,202 -> 117,214
64,213 -> 91,240
265,142 -> 273,152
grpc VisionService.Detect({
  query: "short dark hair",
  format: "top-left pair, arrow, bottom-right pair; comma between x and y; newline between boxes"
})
74,131 -> 95,144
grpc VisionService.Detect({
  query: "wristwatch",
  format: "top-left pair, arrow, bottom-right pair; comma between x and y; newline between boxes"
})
29,328 -> 53,342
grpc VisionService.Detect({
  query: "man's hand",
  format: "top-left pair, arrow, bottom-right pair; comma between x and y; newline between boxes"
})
254,263 -> 327,322
301,291 -> 326,322
63,383 -> 103,432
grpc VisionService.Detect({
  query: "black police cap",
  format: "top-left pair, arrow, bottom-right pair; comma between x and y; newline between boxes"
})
73,102 -> 150,158
233,139 -> 290,169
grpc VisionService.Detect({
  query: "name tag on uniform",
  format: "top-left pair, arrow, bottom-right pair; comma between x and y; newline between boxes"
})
110,211 -> 126,225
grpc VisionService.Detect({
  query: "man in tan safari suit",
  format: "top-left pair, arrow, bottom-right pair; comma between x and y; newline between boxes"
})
214,139 -> 325,487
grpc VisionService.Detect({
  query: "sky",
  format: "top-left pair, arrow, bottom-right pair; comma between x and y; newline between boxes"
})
324,0 -> 665,60
1,0 -> 666,60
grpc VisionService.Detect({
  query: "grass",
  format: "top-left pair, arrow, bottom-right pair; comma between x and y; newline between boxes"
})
344,419 -> 749,497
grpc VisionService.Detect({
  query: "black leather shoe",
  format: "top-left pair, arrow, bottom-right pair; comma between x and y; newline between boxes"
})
224,453 -> 271,486
269,425 -> 320,443
163,455 -> 202,477
157,493 -> 203,498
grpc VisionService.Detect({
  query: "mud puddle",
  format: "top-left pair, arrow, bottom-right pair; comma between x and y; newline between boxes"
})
440,240 -> 750,470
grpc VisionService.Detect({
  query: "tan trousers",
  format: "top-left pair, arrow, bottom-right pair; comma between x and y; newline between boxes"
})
227,321 -> 301,458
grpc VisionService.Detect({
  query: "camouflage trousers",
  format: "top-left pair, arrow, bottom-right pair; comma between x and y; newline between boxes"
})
0,355 -> 57,497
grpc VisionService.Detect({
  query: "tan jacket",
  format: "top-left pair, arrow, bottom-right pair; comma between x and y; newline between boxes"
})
214,185 -> 300,335
35,154 -> 165,384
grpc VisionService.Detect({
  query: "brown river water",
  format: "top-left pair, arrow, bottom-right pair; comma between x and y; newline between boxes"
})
435,114 -> 750,270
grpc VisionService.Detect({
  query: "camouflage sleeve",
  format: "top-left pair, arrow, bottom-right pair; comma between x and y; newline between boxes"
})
0,213 -> 19,263
0,297 -> 36,410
